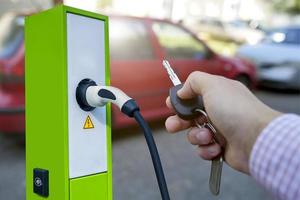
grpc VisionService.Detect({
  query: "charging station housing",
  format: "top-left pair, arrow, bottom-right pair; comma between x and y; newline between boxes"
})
25,5 -> 112,200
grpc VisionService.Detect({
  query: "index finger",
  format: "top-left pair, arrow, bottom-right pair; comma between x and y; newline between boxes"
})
165,115 -> 192,133
166,96 -> 173,110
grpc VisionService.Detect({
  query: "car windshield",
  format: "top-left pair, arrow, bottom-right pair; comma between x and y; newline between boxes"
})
0,13 -> 24,59
152,21 -> 206,59
263,28 -> 300,45
109,18 -> 154,60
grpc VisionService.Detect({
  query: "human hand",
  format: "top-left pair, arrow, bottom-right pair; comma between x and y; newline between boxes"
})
165,72 -> 281,174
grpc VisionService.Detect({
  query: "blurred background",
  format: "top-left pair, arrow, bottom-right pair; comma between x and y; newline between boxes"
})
0,0 -> 299,199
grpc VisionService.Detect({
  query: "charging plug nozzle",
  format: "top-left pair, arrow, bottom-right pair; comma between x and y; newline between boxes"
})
76,78 -> 139,117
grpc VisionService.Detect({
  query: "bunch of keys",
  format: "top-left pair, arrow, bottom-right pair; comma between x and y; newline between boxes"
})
162,60 -> 225,195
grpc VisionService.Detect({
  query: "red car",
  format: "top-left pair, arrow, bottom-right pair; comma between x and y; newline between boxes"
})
0,14 -> 256,133
0,13 -> 25,133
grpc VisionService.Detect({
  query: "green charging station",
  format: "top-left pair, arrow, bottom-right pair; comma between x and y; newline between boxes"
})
25,5 -> 112,200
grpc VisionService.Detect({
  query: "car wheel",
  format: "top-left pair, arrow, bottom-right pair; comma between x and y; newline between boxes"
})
235,75 -> 252,89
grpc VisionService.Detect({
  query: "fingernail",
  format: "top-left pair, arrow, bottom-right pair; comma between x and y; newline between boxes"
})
196,130 -> 205,141
208,146 -> 216,154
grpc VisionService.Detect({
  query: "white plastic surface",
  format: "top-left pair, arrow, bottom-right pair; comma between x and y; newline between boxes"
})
67,13 -> 107,178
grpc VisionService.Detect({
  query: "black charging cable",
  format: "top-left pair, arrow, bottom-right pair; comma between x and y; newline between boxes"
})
76,79 -> 171,200
134,111 -> 170,200
122,100 -> 171,200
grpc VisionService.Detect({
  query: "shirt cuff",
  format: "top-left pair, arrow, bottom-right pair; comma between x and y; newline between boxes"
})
249,114 -> 300,200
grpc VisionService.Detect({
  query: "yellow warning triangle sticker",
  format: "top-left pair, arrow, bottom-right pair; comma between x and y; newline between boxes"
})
83,115 -> 94,129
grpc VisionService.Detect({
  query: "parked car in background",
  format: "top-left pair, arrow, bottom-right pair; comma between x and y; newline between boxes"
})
227,20 -> 265,44
0,14 -> 256,133
0,13 -> 25,133
237,26 -> 300,90
259,62 -> 300,90
228,19 -> 265,32
185,18 -> 265,45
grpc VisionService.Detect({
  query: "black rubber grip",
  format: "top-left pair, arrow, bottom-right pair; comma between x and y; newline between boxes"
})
98,89 -> 116,100
169,84 -> 204,120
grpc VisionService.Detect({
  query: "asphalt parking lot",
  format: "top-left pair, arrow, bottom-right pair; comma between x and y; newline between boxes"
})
0,89 -> 299,200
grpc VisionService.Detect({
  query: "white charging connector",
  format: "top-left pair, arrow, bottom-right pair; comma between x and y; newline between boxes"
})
86,86 -> 131,109
76,78 -> 139,116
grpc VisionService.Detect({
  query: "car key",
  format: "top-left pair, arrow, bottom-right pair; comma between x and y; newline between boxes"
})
162,60 -> 203,120
162,60 -> 224,195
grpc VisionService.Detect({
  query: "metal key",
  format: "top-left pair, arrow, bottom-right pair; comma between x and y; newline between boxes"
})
195,109 -> 224,195
163,60 -> 181,86
163,60 -> 224,195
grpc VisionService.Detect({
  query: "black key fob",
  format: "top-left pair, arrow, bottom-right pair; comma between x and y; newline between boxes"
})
169,84 -> 204,120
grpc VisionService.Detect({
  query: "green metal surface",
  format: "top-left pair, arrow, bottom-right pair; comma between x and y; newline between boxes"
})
70,173 -> 108,200
25,5 -> 111,200
25,6 -> 69,200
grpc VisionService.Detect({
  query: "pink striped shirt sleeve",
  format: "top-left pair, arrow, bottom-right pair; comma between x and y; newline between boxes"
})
250,114 -> 300,200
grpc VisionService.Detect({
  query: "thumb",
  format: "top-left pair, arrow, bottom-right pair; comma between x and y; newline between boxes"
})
177,71 -> 213,99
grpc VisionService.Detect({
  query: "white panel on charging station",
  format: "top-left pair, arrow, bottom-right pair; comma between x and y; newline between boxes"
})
67,13 -> 107,178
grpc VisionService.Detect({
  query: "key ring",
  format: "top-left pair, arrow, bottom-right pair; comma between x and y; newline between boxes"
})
194,108 -> 226,147
194,108 -> 217,134
194,109 -> 209,128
